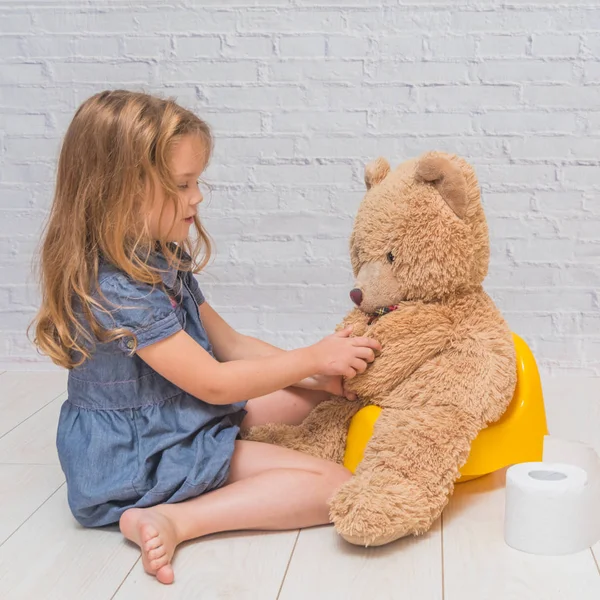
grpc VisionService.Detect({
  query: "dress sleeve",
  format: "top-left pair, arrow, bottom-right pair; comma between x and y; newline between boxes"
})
94,274 -> 182,353
184,271 -> 206,306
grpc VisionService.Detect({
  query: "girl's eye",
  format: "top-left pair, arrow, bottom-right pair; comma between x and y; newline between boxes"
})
177,183 -> 188,190
387,252 -> 394,263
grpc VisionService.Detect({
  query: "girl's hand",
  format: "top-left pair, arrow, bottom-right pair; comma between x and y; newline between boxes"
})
295,374 -> 358,401
310,326 -> 381,380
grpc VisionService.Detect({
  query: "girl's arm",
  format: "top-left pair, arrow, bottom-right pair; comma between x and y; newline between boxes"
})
136,328 -> 379,406
199,302 -> 342,393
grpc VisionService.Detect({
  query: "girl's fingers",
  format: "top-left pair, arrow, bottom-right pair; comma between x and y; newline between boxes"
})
351,336 -> 381,351
344,367 -> 357,379
355,347 -> 375,362
351,358 -> 368,374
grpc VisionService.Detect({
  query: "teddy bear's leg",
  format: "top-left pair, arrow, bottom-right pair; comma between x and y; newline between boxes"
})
329,402 -> 480,546
243,397 -> 364,464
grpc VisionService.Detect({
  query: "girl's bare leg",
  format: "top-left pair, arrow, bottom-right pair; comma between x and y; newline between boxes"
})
241,386 -> 330,431
120,439 -> 351,584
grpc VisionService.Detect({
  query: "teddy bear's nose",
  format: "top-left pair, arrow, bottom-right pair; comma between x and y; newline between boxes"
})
350,288 -> 363,306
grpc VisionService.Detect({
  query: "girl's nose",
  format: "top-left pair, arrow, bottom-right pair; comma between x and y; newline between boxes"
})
350,288 -> 363,306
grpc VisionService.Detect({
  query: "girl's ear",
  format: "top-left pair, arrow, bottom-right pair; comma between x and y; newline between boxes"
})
415,152 -> 468,219
364,157 -> 391,190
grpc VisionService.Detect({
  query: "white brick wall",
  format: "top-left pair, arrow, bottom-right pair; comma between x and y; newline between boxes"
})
1,1 -> 599,375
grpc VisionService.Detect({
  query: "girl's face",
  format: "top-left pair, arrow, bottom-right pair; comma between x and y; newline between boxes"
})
147,134 -> 207,242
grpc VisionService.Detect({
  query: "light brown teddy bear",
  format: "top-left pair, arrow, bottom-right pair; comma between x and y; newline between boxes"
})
246,151 -> 517,546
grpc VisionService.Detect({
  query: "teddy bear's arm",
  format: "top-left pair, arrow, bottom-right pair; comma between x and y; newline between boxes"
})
329,342 -> 515,547
243,396 -> 365,464
344,304 -> 453,402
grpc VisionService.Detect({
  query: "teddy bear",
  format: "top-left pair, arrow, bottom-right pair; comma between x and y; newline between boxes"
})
245,151 -> 517,546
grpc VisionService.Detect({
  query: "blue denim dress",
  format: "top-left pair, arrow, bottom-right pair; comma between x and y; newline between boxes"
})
57,251 -> 247,527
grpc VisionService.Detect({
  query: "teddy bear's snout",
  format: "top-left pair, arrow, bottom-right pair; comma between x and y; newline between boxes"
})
350,288 -> 363,306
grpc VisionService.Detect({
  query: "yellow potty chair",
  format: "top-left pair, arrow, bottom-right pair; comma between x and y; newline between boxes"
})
343,333 -> 548,482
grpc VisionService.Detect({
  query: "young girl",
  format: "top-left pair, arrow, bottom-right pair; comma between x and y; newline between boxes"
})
32,90 -> 380,585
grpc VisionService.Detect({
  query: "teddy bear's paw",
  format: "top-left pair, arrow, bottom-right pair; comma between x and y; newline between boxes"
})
330,473 -> 440,546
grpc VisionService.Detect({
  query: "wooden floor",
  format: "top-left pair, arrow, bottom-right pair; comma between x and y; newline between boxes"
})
0,370 -> 599,599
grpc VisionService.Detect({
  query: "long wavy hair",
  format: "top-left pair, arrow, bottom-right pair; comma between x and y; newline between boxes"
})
30,90 -> 213,369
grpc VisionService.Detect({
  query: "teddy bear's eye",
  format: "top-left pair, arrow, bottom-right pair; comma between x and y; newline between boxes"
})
387,252 -> 395,263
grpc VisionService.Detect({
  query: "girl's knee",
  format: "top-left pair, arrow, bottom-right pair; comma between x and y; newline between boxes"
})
326,462 -> 352,488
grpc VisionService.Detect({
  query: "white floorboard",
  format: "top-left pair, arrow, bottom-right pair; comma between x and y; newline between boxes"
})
0,371 -> 67,438
278,522 -> 442,600
0,486 -> 139,600
0,393 -> 63,464
0,372 -> 598,599
0,464 -> 64,545
114,530 -> 298,600
443,470 -> 600,600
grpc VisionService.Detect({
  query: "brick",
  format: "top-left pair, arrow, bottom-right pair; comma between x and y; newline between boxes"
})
478,165 -> 557,188
1,12 -> 32,33
254,164 -> 353,185
206,86 -> 304,109
532,34 -> 580,58
212,137 -> 295,160
52,61 -> 151,83
427,35 -> 476,59
483,193 -> 534,213
269,59 -> 363,83
478,35 -> 529,57
134,10 -> 237,33
346,10 -> 450,33
159,61 -> 258,83
240,10 -> 344,33
496,289 -> 595,311
122,36 -> 171,58
0,36 -> 24,58
0,114 -> 47,135
379,35 -> 423,59
562,166 -> 600,187
173,36 -> 221,59
522,84 -> 600,109
0,164 -> 54,185
75,36 -> 121,57
509,238 -> 576,262
503,313 -> 554,337
451,11 -> 553,33
202,111 -> 262,134
272,111 -> 367,133
33,10 -> 136,33
279,35 -> 326,57
538,338 -> 582,361
534,192 -> 583,212
328,36 -> 370,57
263,311 -> 340,332
419,85 -> 519,110
509,137 -> 600,160
307,84 -> 412,109
376,112 -> 472,135
0,63 -> 46,84
478,60 -> 575,84
550,9 -> 600,32
367,60 -> 469,84
5,137 -> 61,161
584,61 -> 600,83
476,111 -> 577,134
254,213 -> 351,236
222,36 -> 273,58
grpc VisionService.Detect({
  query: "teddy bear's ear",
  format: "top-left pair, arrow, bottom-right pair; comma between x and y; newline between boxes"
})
364,157 -> 391,190
416,153 -> 468,219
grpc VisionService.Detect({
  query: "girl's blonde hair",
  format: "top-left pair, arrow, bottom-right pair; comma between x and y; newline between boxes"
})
31,90 -> 213,369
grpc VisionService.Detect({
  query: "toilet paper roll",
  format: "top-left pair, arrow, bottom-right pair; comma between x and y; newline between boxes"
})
504,461 -> 600,555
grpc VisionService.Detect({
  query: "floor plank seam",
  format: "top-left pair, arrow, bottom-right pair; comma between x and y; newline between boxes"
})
0,482 -> 65,548
592,547 -> 600,577
0,391 -> 66,441
276,529 -> 300,600
109,554 -> 142,600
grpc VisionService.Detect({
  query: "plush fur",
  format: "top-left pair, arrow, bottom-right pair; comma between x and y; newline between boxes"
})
244,151 -> 517,546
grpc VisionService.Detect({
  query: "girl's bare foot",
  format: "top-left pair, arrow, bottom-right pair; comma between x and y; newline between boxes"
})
119,507 -> 179,585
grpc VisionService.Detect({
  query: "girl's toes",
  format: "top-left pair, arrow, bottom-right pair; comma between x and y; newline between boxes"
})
144,536 -> 162,552
148,546 -> 165,561
156,564 -> 174,585
151,555 -> 169,572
